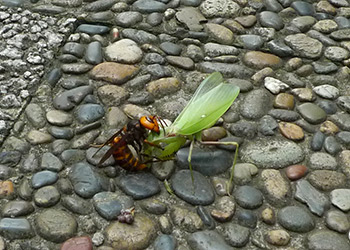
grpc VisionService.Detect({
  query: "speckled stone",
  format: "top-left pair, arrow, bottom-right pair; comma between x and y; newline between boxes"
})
308,170 -> 346,191
279,122 -> 304,141
278,206 -> 315,233
307,230 -> 350,250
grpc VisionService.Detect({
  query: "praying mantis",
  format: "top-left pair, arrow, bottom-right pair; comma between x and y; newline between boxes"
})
144,72 -> 240,194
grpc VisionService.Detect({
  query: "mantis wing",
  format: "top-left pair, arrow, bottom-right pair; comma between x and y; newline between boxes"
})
169,72 -> 240,135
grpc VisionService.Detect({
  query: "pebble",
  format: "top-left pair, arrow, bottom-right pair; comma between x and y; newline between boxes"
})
324,136 -> 342,155
68,162 -> 108,198
61,236 -> 93,250
233,163 -> 258,185
210,196 -> 235,222
330,189 -> 350,211
46,110 -> 73,126
171,206 -> 203,232
140,199 -> 167,215
34,185 -> 61,207
337,96 -> 350,113
308,170 -> 346,191
285,164 -> 308,180
221,223 -> 250,247
236,209 -> 257,228
325,210 -> 350,233
279,122 -> 304,141
31,170 -> 58,189
61,195 -> 94,215
266,229 -> 290,246
337,131 -> 350,145
48,126 -> 74,140
122,29 -> 158,44
26,130 -> 53,145
75,104 -> 105,124
171,170 -> 215,205
133,0 -> 167,13
188,230 -> 233,250
197,205 -> 215,229
278,206 -> 315,233
313,84 -> 340,99
318,100 -> 338,114
118,172 -> 160,200
97,85 -> 129,106
274,93 -> 294,110
0,218 -> 33,239
268,109 -> 300,122
259,11 -> 284,30
284,34 -> 323,59
85,41 -> 103,65
324,46 -> 349,61
261,207 -> 275,225
261,169 -> 291,205
307,230 -> 350,250
25,103 -> 46,128
236,35 -> 264,50
90,62 -> 138,85
320,121 -> 339,135
243,51 -> 282,69
154,234 -> 176,250
146,77 -> 180,98
53,86 -> 93,111
166,56 -> 195,70
258,115 -> 278,135
76,24 -> 110,35
105,39 -> 143,64
2,200 -> 34,217
35,209 -> 77,243
240,89 -> 273,120
234,185 -> 263,209
176,148 -> 232,176
297,103 -> 327,124
329,113 -> 350,131
241,138 -> 304,168
295,179 -> 330,216
93,192 -> 133,220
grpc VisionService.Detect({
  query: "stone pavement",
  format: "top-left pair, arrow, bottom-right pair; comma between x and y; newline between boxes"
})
1,0 -> 350,249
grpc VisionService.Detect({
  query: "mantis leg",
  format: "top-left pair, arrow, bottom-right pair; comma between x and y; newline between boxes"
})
188,139 -> 195,184
200,141 -> 239,195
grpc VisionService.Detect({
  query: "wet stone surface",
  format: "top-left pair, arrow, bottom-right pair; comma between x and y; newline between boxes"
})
1,1 -> 350,249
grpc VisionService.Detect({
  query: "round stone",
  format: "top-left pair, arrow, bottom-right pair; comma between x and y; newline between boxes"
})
313,85 -> 339,99
2,201 -> 34,217
308,230 -> 350,250
188,230 -> 233,250
171,170 -> 215,205
297,103 -> 327,124
326,210 -> 350,233
118,172 -> 160,200
259,11 -> 284,30
278,122 -> 304,141
308,170 -> 346,191
331,189 -> 350,212
324,46 -> 349,61
236,210 -> 257,228
278,206 -> 315,233
234,185 -> 263,209
221,223 -> 250,247
75,104 -> 105,124
285,164 -> 308,180
274,93 -> 295,110
61,236 -> 93,250
31,170 -> 58,189
240,89 -> 273,120
36,209 -> 77,243
105,214 -> 157,249
266,230 -> 290,246
34,185 -> 60,207
105,39 -> 143,64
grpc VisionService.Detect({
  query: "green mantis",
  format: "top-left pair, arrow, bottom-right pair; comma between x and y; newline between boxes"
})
145,72 -> 240,194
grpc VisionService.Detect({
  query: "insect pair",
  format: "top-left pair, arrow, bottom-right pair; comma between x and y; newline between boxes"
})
94,72 -> 240,194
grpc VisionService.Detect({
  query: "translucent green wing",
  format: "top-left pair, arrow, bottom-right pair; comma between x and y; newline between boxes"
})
169,75 -> 240,135
171,72 -> 224,127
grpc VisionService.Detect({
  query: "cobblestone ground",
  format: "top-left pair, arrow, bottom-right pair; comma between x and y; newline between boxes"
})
1,0 -> 350,249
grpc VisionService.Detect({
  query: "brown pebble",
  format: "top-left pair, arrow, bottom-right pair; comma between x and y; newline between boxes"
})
0,180 -> 15,198
210,209 -> 234,223
266,229 -> 290,246
320,120 -> 339,135
201,127 -> 227,141
279,122 -> 304,141
60,236 -> 93,250
274,93 -> 295,110
285,164 -> 308,181
261,207 -> 275,225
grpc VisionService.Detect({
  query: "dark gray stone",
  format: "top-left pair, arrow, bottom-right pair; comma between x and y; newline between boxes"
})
240,89 -> 273,120
236,210 -> 257,228
118,172 -> 160,200
176,148 -> 233,176
76,24 -> 110,35
310,131 -> 325,151
62,42 -> 85,58
85,41 -> 103,65
324,136 -> 342,155
75,104 -> 105,124
0,218 -> 34,239
291,1 -> 315,16
221,223 -> 250,247
53,86 -> 93,111
61,195 -> 94,215
259,11 -> 284,30
171,170 -> 215,205
133,0 -> 167,13
235,185 -> 263,209
278,206 -> 315,232
188,230 -> 233,250
268,109 -> 300,122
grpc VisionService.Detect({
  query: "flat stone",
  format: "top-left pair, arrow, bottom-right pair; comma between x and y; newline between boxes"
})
279,122 -> 304,141
175,7 -> 206,31
205,23 -> 234,45
199,0 -> 240,18
75,104 -> 105,124
326,210 -> 350,233
61,63 -> 93,74
0,218 -> 33,239
313,85 -> 339,99
297,103 -> 327,124
115,11 -> 143,27
105,39 -> 143,64
188,230 -> 233,250
35,209 -> 77,243
133,0 -> 167,13
61,236 -> 93,250
278,206 -> 315,233
221,223 -> 250,247
85,41 -> 103,65
295,179 -> 330,216
291,88 -> 316,102
97,85 -> 129,106
118,172 -> 160,200
331,189 -> 350,211
309,152 -> 337,170
26,130 -> 53,145
89,62 -> 139,85
146,77 -> 180,98
243,51 -> 282,69
154,234 -> 176,250
259,11 -> 284,30
31,170 -> 58,189
284,33 -> 323,59
240,89 -> 273,120
53,86 -> 93,111
166,56 -> 194,70
241,138 -> 304,168
308,230 -> 350,250
25,103 -> 46,128
1,200 -> 34,217
171,170 -> 215,205
68,162 -> 108,198
324,46 -> 349,61
308,170 -> 346,191
105,214 -> 157,249
261,169 -> 291,206
76,24 -> 110,35
34,185 -> 61,207
274,93 -> 294,110
121,29 -> 158,44
236,210 -> 257,228
234,185 -> 263,209
61,195 -> 94,215
171,206 -> 203,232
329,113 -> 350,131
46,110 -> 73,126
266,230 -> 290,246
